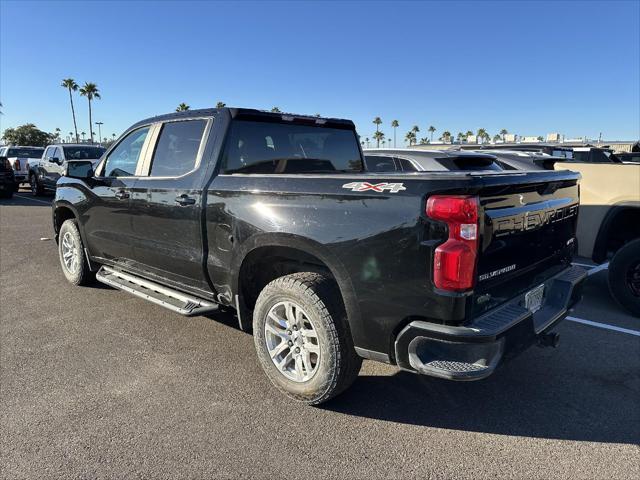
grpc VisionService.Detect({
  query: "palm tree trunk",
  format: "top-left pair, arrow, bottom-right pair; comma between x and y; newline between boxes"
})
394,128 -> 396,148
88,98 -> 93,144
68,88 -> 79,143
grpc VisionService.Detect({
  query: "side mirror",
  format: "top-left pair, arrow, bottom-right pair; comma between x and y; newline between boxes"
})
65,161 -> 94,180
49,157 -> 61,164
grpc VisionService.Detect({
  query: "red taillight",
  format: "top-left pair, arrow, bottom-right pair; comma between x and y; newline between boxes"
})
426,195 -> 479,292
13,159 -> 20,170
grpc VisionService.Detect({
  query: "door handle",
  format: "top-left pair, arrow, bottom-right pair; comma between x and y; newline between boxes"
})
115,190 -> 129,200
175,194 -> 196,206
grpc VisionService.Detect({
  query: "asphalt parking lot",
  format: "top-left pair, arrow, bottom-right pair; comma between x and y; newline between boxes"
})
1,191 -> 639,479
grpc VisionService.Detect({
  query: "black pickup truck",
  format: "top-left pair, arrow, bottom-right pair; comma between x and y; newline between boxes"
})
53,108 -> 586,404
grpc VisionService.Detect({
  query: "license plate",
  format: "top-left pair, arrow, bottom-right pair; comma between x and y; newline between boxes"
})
525,284 -> 545,313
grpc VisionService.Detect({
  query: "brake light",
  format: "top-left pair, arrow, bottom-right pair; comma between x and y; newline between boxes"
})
426,195 -> 479,292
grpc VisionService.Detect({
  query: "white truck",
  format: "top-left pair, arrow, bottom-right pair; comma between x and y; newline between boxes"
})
0,146 -> 45,190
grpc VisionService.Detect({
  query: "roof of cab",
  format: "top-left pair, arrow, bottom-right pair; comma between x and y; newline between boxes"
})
130,107 -> 355,131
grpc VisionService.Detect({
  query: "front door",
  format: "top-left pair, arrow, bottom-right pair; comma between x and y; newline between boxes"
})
41,146 -> 66,189
83,125 -> 152,264
128,117 -> 213,293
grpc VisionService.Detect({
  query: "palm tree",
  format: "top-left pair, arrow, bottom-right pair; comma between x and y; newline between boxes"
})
365,137 -> 370,148
492,134 -> 502,143
391,120 -> 399,147
411,125 -> 420,136
81,131 -> 86,141
61,78 -> 79,142
440,131 -> 452,143
176,103 -> 190,111
465,130 -> 474,138
271,107 -> 281,113
373,130 -> 385,147
499,129 -> 508,142
69,131 -> 73,142
419,137 -> 429,145
537,136 -> 544,142
55,128 -> 61,141
79,82 -> 101,143
373,117 -> 382,134
428,125 -> 436,142
216,101 -> 226,108
477,128 -> 488,144
456,132 -> 465,143
112,133 -> 116,140
405,131 -> 416,146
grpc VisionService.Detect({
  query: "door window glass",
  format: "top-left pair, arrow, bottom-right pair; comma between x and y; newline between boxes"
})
149,120 -> 206,177
102,127 -> 150,177
364,155 -> 397,172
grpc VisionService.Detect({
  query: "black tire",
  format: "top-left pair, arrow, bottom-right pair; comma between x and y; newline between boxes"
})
58,219 -> 94,286
0,188 -> 13,199
608,238 -> 640,318
30,173 -> 44,196
253,272 -> 362,405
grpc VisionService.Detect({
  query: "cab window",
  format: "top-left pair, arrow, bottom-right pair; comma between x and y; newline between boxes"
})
102,127 -> 150,177
149,120 -> 206,177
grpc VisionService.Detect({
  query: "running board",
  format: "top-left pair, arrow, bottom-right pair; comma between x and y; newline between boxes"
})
96,266 -> 218,316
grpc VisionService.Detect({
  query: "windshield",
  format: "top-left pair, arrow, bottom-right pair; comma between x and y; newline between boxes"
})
63,146 -> 106,160
7,147 -> 44,158
223,120 -> 363,174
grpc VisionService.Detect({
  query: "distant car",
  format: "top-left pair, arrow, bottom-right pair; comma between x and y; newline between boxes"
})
29,144 -> 105,195
0,156 -> 16,198
569,147 -> 623,163
363,149 -> 503,172
617,152 -> 640,164
0,146 -> 45,190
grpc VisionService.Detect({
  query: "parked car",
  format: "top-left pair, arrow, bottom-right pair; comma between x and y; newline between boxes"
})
0,146 -> 45,190
0,156 -> 16,198
474,150 -> 552,171
553,160 -> 640,316
53,108 -> 586,404
363,148 -> 504,172
29,144 -> 105,195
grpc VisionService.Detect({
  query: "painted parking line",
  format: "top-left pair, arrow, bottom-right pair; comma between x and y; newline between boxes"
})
566,316 -> 640,337
13,194 -> 52,205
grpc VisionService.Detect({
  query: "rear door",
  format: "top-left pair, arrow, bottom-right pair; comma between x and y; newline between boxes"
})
83,126 -> 153,263
128,117 -> 213,292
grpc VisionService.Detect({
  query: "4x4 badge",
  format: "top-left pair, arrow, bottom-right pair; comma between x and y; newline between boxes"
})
342,182 -> 406,193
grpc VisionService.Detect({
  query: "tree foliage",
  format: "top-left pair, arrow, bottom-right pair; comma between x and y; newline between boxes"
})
2,124 -> 54,147
176,103 -> 190,111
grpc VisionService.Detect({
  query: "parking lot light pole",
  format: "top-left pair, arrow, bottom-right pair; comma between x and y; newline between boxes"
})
95,122 -> 104,145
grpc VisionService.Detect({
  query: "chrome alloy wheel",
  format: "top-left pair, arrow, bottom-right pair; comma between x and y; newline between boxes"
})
264,301 -> 321,383
61,231 -> 80,274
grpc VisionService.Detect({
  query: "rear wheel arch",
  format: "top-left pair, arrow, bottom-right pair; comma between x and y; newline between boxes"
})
592,206 -> 640,263
233,236 -> 361,337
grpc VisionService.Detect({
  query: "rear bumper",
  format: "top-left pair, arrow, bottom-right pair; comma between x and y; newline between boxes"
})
394,265 -> 587,380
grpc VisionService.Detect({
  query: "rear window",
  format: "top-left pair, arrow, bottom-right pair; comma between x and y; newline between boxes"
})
63,146 -> 105,160
7,148 -> 44,158
223,120 -> 363,174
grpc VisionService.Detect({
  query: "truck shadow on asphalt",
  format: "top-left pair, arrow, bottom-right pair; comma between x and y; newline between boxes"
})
322,353 -> 640,445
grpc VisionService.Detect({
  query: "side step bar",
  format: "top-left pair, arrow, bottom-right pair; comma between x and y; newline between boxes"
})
96,266 -> 218,316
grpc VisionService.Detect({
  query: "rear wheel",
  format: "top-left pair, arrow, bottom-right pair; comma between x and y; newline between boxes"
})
253,272 -> 362,405
58,219 -> 93,286
30,173 -> 44,196
608,238 -> 640,318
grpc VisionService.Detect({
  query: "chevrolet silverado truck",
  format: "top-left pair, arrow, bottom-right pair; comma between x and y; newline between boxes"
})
52,108 -> 586,404
0,145 -> 44,190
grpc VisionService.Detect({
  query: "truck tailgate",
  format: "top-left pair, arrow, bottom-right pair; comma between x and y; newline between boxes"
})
474,175 -> 579,314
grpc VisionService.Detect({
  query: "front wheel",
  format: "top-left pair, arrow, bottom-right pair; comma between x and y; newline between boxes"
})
58,219 -> 94,286
253,272 -> 362,405
30,174 -> 44,196
608,238 -> 640,318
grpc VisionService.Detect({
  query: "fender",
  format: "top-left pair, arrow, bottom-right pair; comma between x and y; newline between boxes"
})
592,203 -> 640,263
231,232 -> 363,343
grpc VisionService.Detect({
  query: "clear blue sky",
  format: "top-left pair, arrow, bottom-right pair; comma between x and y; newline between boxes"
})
1,0 -> 639,142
